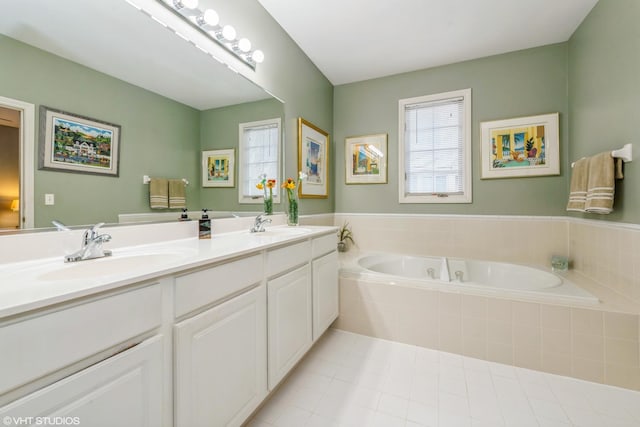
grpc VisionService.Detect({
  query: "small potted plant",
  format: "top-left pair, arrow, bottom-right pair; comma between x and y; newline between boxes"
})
337,222 -> 355,252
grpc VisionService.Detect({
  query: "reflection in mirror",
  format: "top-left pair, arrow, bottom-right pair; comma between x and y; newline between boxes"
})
0,0 -> 284,231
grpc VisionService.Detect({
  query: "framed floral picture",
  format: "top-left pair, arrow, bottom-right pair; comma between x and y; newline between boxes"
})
480,112 -> 560,179
202,149 -> 235,187
298,117 -> 329,198
345,133 -> 388,184
38,106 -> 121,176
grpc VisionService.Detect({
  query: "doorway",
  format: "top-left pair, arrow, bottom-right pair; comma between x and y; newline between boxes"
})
0,96 -> 35,229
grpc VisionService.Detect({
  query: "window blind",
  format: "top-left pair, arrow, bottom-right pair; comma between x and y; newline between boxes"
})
404,96 -> 464,196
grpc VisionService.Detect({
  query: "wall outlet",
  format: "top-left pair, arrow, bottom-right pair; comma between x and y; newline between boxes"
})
45,194 -> 55,205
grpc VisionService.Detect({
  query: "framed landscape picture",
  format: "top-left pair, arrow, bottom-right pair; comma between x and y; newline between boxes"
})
345,133 -> 388,184
38,106 -> 121,176
202,149 -> 235,187
298,117 -> 329,198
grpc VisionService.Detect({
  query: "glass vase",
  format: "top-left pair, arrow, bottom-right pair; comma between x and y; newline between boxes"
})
263,196 -> 273,215
287,197 -> 299,226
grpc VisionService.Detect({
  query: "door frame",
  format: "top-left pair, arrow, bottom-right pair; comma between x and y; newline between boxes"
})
0,95 -> 35,229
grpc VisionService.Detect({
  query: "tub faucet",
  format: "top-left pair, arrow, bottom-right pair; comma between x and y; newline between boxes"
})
440,257 -> 451,282
250,213 -> 271,233
65,222 -> 112,263
426,268 -> 435,279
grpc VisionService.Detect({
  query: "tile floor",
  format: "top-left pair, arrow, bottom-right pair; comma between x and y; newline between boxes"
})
247,329 -> 640,427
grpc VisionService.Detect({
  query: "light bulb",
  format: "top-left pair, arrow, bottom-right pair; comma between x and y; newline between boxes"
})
221,25 -> 236,41
173,0 -> 199,16
237,38 -> 251,52
197,9 -> 219,27
252,49 -> 264,63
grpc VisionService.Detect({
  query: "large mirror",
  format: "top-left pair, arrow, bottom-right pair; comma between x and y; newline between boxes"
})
0,0 -> 284,231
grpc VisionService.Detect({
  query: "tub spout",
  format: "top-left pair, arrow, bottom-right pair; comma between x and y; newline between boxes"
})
440,257 -> 451,282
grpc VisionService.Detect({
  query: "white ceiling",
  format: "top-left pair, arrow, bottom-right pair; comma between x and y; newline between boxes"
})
258,0 -> 599,85
0,0 -> 271,110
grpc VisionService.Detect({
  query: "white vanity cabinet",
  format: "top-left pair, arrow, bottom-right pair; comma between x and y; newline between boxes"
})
0,335 -> 164,427
0,284 -> 165,426
311,233 -> 339,341
173,255 -> 267,427
266,241 -> 313,389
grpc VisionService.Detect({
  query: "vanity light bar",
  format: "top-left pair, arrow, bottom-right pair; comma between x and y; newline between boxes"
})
156,0 -> 264,68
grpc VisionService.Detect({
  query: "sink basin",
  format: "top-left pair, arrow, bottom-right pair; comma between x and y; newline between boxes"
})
251,227 -> 312,237
36,251 -> 191,281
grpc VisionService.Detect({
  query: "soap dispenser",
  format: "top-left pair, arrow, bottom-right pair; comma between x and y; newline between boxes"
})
199,209 -> 211,239
179,208 -> 190,221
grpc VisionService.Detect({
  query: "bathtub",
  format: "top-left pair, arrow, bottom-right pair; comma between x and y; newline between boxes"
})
353,253 -> 599,305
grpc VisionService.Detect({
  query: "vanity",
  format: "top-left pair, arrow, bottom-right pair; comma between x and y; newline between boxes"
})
0,222 -> 339,427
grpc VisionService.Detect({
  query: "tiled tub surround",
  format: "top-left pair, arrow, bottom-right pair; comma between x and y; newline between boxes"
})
333,214 -> 640,391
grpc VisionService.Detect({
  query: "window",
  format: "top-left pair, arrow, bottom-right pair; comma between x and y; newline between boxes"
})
238,118 -> 281,204
399,88 -> 472,203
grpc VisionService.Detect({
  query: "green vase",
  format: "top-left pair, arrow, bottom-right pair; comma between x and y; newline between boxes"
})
287,198 -> 298,226
263,196 -> 273,215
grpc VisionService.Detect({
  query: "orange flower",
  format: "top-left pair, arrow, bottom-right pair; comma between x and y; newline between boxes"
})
282,178 -> 296,190
266,179 -> 276,189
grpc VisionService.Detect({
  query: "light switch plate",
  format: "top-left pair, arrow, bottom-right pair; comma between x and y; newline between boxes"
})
45,194 -> 55,205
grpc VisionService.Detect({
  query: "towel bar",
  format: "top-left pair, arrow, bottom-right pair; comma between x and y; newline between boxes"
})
571,143 -> 633,168
143,175 -> 189,185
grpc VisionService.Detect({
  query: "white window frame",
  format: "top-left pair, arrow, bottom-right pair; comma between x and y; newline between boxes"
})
398,88 -> 472,204
238,117 -> 281,204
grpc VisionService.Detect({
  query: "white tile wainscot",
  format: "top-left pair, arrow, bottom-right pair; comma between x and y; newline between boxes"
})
0,222 -> 339,427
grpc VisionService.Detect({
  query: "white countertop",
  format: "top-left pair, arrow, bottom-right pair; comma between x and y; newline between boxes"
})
0,225 -> 337,318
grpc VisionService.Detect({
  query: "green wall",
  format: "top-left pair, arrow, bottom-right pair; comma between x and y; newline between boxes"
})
242,0 -> 335,214
199,99 -> 284,212
568,0 -> 640,224
334,44 -> 569,215
0,34 -> 201,228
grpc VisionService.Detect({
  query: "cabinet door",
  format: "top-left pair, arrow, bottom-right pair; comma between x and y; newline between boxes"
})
267,264 -> 312,389
174,285 -> 267,427
312,251 -> 339,341
0,335 -> 164,427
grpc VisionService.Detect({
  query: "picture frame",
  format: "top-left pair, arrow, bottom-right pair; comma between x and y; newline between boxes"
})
38,106 -> 121,177
298,117 -> 329,198
480,112 -> 560,179
345,133 -> 388,184
202,149 -> 235,187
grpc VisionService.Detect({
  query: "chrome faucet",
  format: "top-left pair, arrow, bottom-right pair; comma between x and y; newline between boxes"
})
250,214 -> 272,233
65,222 -> 112,263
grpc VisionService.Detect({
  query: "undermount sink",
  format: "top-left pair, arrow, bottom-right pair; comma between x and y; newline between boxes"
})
36,250 -> 194,281
251,227 -> 312,237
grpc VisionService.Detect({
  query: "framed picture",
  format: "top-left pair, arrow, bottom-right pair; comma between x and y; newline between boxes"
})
345,133 -> 388,184
480,112 -> 560,179
202,149 -> 235,187
298,117 -> 329,198
38,106 -> 121,176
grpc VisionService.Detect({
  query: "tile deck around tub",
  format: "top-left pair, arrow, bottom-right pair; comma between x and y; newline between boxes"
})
246,329 -> 640,427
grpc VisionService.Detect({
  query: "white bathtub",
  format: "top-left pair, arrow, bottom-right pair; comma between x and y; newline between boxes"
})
354,253 -> 599,305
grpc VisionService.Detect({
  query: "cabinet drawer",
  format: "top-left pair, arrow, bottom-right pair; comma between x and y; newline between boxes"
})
1,335 -> 164,426
0,284 -> 162,396
312,233 -> 337,258
266,241 -> 310,278
174,254 -> 263,317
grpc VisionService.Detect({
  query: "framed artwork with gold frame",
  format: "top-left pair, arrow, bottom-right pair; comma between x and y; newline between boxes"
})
298,117 -> 329,198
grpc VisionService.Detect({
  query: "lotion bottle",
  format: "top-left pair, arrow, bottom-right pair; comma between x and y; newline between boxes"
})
199,209 -> 211,239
